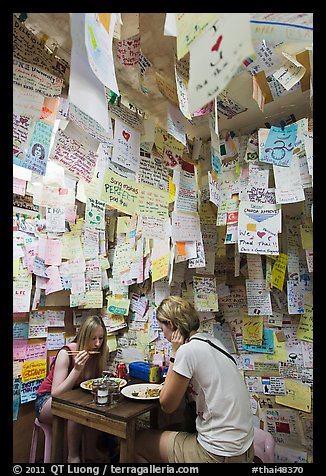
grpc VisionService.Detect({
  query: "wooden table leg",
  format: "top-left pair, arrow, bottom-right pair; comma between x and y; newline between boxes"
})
51,415 -> 65,463
119,420 -> 136,463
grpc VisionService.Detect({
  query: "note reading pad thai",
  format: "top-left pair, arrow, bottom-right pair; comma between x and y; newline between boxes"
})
121,383 -> 162,400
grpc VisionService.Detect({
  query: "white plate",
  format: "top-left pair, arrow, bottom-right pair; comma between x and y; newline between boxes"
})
121,383 -> 161,400
80,377 -> 127,391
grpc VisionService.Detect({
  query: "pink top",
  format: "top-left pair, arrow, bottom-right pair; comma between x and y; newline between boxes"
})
37,344 -> 76,395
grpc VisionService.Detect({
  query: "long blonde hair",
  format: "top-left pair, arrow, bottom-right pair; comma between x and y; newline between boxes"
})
156,296 -> 200,340
76,315 -> 108,377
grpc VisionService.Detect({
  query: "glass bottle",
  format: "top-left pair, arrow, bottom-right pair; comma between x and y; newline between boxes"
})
96,382 -> 109,406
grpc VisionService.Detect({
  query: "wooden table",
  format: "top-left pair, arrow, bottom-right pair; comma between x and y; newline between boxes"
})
51,386 -> 160,463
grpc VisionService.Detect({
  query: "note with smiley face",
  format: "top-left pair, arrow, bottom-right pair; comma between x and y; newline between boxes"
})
85,197 -> 106,231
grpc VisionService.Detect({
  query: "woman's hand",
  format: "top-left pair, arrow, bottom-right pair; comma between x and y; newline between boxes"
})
171,329 -> 185,355
73,350 -> 90,373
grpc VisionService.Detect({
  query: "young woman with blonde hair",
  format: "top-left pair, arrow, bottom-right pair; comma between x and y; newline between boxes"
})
135,296 -> 254,463
35,315 -> 108,463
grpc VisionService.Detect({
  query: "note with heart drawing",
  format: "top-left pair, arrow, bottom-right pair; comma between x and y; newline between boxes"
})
111,117 -> 140,172
238,200 -> 282,256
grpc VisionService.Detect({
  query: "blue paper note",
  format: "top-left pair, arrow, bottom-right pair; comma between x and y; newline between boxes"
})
260,124 -> 298,167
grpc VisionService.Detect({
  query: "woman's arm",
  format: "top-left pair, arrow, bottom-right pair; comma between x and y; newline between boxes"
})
159,364 -> 190,413
51,349 -> 90,397
159,329 -> 190,413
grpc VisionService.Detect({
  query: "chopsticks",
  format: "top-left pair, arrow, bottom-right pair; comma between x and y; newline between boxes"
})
65,350 -> 101,355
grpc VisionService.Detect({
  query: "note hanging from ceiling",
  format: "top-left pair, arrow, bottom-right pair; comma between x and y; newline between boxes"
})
116,34 -> 141,66
51,122 -> 98,183
167,103 -> 187,145
176,13 -> 222,60
111,118 -> 140,173
260,124 -> 298,167
68,103 -> 113,145
272,52 -> 306,91
69,13 -> 113,132
13,59 -> 63,98
85,13 -> 119,94
188,13 -> 254,114
175,64 -> 191,119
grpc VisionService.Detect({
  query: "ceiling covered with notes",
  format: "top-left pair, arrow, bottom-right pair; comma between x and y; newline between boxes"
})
18,12 -> 312,140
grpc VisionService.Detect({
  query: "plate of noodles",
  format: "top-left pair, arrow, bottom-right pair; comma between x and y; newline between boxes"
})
80,377 -> 127,391
121,383 -> 162,400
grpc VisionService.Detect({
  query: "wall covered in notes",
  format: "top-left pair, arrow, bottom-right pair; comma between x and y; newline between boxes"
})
13,12 -> 313,463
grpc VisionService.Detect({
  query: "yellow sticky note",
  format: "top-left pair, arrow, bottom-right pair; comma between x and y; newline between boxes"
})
300,224 -> 313,249
101,169 -> 139,215
107,334 -> 117,352
247,223 -> 256,232
117,216 -> 131,234
242,315 -> 263,345
13,258 -> 20,278
275,379 -> 311,413
152,253 -> 170,283
99,13 -> 111,32
296,305 -> 313,342
254,333 -> 287,363
169,176 -> 176,203
271,253 -> 288,291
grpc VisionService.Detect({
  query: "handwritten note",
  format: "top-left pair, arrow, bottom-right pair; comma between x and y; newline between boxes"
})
238,201 -> 281,255
176,13 -> 221,59
171,212 -> 201,242
101,168 -> 139,215
260,124 -> 298,167
51,123 -> 98,183
111,118 -> 140,172
188,13 -> 253,113
273,52 -> 306,91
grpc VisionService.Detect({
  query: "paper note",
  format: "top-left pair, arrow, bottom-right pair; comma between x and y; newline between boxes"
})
21,359 -> 47,383
107,298 -> 131,316
171,211 -> 201,242
69,13 -> 113,131
245,279 -> 272,316
296,305 -> 313,342
101,168 -> 139,215
188,13 -> 253,113
151,238 -> 170,283
242,315 -> 263,345
260,124 -> 298,167
193,276 -> 219,312
273,52 -> 306,91
238,201 -> 281,255
85,198 -> 106,232
117,33 -> 140,65
137,154 -> 169,191
13,59 -> 63,98
111,118 -> 140,172
85,13 -> 119,93
287,281 -> 305,314
51,124 -> 98,183
176,13 -> 221,59
275,379 -> 311,412
271,253 -> 288,291
139,184 -> 169,217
